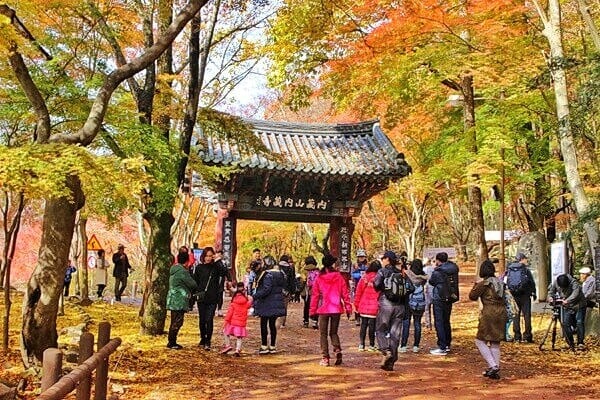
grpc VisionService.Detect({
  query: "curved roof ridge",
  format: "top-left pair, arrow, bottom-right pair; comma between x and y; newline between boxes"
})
242,118 -> 379,135
197,118 -> 410,180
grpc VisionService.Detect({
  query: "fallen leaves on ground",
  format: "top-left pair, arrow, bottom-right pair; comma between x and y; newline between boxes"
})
1,264 -> 599,399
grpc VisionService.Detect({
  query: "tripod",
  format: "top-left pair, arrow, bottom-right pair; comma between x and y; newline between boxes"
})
538,302 -> 564,351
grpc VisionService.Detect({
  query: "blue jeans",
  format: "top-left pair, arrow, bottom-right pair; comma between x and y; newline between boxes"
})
433,301 -> 452,350
401,309 -> 423,347
561,307 -> 586,347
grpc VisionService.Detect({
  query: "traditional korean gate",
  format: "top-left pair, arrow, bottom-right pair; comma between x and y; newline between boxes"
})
199,119 -> 411,279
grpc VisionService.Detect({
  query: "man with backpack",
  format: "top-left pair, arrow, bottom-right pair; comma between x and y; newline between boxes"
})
374,250 -> 414,371
278,254 -> 296,328
506,252 -> 536,343
428,252 -> 459,355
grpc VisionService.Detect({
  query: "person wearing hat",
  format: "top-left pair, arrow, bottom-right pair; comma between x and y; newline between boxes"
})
302,255 -> 320,328
579,266 -> 597,334
505,252 -> 536,343
579,267 -> 596,307
548,273 -> 586,350
112,244 -> 132,302
373,250 -> 406,370
310,253 -> 352,367
351,249 -> 369,325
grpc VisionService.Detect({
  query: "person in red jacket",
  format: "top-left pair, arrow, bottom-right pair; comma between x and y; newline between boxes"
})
354,260 -> 382,351
221,282 -> 253,356
310,253 -> 353,367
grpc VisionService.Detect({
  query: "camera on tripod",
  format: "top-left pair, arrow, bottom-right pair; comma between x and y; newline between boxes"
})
539,293 -> 567,351
549,293 -> 563,311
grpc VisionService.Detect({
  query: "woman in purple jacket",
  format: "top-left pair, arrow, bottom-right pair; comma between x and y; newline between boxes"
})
310,253 -> 352,367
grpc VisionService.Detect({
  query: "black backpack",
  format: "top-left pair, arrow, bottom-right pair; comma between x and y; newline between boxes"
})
506,265 -> 531,295
383,271 -> 415,303
438,270 -> 459,303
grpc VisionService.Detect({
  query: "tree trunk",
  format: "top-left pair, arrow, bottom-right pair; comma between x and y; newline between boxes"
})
576,0 -> 600,52
140,209 -> 175,335
21,176 -> 84,365
536,0 -> 600,260
77,214 -> 90,304
2,192 -> 24,351
461,74 -> 488,268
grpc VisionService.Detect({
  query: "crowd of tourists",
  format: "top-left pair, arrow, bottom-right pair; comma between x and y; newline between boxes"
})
164,245 -> 597,379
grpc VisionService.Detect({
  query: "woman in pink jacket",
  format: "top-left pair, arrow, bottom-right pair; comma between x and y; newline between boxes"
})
354,260 -> 382,351
310,253 -> 353,367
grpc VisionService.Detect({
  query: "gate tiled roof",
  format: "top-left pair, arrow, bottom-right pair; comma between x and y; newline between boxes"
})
198,119 -> 410,179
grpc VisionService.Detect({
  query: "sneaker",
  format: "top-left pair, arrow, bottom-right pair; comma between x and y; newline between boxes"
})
204,345 -> 211,351
334,351 -> 343,366
258,346 -> 270,355
398,346 -> 408,353
167,343 -> 183,350
380,353 -> 394,371
220,345 -> 233,354
412,346 -> 419,353
269,346 -> 277,354
234,350 -> 241,357
312,322 -> 319,330
303,322 -> 309,328
358,344 -> 366,351
429,348 -> 448,356
577,343 -> 586,350
367,346 -> 378,352
319,357 -> 330,366
487,367 -> 500,380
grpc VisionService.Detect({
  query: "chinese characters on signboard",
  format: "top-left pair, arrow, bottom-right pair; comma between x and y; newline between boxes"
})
222,218 -> 235,268
255,195 -> 330,212
339,226 -> 351,273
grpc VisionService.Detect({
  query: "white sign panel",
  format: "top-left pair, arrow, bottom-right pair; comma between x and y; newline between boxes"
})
550,241 -> 568,283
423,247 -> 457,260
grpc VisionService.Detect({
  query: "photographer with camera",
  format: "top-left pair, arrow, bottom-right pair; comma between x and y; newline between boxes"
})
548,274 -> 586,350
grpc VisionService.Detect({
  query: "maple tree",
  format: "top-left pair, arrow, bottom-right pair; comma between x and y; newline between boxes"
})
0,0 -> 208,364
263,0 -> 600,269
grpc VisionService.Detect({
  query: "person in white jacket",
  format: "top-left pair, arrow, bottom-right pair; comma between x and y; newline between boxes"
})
95,249 -> 109,298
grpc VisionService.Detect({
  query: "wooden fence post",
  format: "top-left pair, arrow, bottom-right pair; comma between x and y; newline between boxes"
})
76,332 -> 94,400
94,322 -> 111,400
41,348 -> 62,392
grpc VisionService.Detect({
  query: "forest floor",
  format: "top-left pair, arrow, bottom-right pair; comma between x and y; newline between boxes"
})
2,264 -> 600,399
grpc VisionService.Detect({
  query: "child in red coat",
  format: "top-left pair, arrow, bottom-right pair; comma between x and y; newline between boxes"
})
221,282 -> 253,356
354,260 -> 382,351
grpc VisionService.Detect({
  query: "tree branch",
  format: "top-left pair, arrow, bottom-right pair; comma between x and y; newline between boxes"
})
49,0 -> 208,145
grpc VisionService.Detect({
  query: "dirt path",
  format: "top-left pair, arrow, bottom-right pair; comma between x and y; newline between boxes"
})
2,269 -> 599,399
113,279 -> 600,400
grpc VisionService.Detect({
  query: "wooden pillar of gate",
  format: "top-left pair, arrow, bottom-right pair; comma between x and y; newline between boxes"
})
215,208 -> 237,282
329,216 -> 354,276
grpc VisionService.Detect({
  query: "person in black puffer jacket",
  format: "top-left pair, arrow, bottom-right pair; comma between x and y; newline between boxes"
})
193,246 -> 229,351
253,255 -> 287,354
